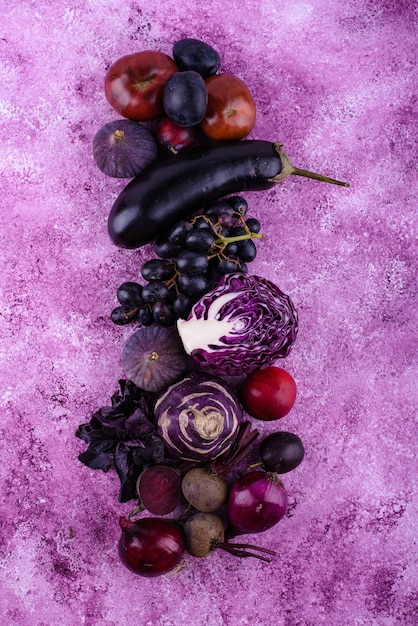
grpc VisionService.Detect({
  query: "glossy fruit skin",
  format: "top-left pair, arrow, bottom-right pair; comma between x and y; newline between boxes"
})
173,38 -> 220,78
156,116 -> 196,153
118,516 -> 184,577
227,471 -> 288,534
260,431 -> 305,474
104,51 -> 178,121
163,71 -> 208,127
200,73 -> 256,141
108,140 -> 282,249
240,366 -> 297,421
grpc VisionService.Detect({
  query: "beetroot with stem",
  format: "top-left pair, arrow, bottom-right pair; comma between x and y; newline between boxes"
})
136,465 -> 182,515
183,512 -> 276,562
181,421 -> 259,513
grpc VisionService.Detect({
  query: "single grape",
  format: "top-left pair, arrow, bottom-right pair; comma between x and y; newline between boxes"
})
141,259 -> 175,282
154,237 -> 182,259
238,239 -> 257,262
177,273 -> 209,296
185,229 -> 215,252
205,201 -> 234,219
167,220 -> 193,245
227,196 -> 248,216
216,257 -> 241,274
217,212 -> 235,227
176,250 -> 208,274
117,282 -> 143,307
152,301 -> 177,327
173,293 -> 194,319
141,281 -> 170,303
224,242 -> 238,256
138,306 -> 154,326
111,306 -> 134,325
193,216 -> 213,231
245,218 -> 261,233
228,225 -> 246,238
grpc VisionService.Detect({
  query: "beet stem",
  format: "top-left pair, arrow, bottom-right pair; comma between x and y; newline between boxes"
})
218,543 -> 274,563
226,542 -> 277,556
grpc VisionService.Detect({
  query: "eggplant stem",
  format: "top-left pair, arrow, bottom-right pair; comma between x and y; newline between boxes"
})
271,143 -> 350,187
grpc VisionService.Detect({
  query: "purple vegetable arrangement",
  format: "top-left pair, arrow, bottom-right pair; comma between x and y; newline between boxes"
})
76,37 -> 349,576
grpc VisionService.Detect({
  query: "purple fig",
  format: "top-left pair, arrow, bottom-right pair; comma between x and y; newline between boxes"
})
121,326 -> 190,392
92,119 -> 158,178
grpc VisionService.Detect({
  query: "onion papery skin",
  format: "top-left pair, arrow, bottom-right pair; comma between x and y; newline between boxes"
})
118,516 -> 184,577
155,372 -> 243,461
227,471 -> 288,534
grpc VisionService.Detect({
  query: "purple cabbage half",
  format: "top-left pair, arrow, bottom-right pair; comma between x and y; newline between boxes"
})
155,372 -> 243,462
177,273 -> 298,376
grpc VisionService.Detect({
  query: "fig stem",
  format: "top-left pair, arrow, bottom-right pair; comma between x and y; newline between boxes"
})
271,143 -> 350,187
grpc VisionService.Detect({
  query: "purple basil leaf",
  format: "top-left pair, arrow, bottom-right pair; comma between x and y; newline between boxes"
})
78,447 -> 114,472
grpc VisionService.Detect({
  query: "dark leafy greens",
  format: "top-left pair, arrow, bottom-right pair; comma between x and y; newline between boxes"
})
76,379 -> 171,502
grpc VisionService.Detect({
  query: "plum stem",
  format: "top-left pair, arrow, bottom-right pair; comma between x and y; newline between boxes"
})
271,143 -> 350,187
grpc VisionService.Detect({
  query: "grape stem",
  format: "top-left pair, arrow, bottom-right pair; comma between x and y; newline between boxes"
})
214,232 -> 263,245
272,143 -> 350,187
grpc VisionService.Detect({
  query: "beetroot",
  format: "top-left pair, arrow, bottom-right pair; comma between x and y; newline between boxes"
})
181,467 -> 228,513
136,465 -> 182,515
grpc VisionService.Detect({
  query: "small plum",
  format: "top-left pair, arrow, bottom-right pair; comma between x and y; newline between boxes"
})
156,116 -> 196,154
163,71 -> 208,127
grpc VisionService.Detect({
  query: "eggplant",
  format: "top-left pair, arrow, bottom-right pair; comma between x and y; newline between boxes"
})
108,140 -> 349,249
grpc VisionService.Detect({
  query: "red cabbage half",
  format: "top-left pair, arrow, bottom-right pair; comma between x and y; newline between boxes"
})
177,273 -> 298,376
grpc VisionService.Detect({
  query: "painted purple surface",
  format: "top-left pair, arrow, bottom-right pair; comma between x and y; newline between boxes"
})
0,1 -> 417,624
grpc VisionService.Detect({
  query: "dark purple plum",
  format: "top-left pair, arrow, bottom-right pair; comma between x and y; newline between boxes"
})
259,432 -> 305,474
92,119 -> 158,178
163,71 -> 208,127
172,38 -> 220,78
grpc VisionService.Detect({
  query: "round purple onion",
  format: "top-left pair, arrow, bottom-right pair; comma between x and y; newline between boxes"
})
177,273 -> 298,376
228,471 -> 288,534
155,372 -> 243,461
92,119 -> 158,178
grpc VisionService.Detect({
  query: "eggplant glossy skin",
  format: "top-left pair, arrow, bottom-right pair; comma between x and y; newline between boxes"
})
108,140 -> 282,249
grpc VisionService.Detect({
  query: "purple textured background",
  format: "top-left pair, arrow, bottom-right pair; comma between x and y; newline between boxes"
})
1,1 -> 417,625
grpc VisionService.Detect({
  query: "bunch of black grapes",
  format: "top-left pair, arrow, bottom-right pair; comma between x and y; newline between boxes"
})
111,196 -> 262,328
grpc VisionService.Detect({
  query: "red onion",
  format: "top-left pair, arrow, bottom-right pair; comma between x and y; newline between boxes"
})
227,471 -> 288,534
118,516 -> 184,577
